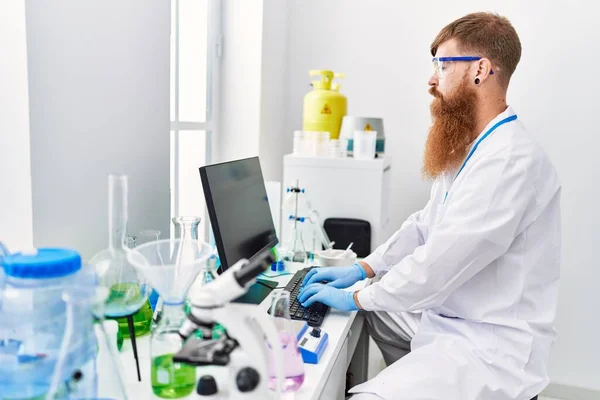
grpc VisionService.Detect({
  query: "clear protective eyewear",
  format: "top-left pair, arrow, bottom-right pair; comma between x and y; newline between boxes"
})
432,56 -> 494,78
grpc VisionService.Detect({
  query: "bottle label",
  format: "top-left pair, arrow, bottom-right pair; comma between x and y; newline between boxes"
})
320,104 -> 332,115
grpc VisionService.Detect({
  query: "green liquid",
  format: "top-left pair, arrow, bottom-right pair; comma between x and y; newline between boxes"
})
151,354 -> 196,398
116,329 -> 124,351
108,300 -> 153,339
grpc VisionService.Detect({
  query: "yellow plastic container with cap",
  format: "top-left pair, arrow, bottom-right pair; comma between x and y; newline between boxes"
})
303,70 -> 347,140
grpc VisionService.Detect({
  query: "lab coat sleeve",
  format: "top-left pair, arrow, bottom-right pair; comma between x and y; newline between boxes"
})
363,198 -> 432,276
358,147 -> 536,312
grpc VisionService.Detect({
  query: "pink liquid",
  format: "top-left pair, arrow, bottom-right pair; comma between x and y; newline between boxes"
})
267,332 -> 305,392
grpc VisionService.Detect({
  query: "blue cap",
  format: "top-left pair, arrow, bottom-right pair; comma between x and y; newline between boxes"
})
1,248 -> 82,279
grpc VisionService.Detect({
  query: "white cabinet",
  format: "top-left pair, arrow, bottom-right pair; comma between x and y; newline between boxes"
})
282,155 -> 391,255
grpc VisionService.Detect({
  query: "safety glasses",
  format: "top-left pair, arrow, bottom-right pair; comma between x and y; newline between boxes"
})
432,56 -> 495,78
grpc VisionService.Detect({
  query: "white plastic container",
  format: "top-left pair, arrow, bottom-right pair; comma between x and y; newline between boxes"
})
293,131 -> 304,156
328,139 -> 340,158
353,130 -> 377,160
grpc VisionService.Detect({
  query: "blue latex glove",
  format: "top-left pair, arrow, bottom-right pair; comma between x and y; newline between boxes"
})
301,263 -> 367,289
298,283 -> 358,311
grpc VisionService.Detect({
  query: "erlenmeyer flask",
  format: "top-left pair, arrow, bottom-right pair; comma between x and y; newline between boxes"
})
90,175 -> 151,317
284,217 -> 308,263
267,291 -> 305,392
172,217 -> 204,307
172,216 -> 201,263
172,217 -> 222,339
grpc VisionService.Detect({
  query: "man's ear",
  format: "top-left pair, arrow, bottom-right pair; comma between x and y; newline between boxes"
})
475,58 -> 493,83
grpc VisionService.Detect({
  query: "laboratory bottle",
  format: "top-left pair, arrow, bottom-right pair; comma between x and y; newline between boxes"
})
0,248 -> 98,399
303,70 -> 347,139
267,291 -> 305,392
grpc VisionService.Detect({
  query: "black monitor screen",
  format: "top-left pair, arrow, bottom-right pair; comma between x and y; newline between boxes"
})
200,157 -> 278,272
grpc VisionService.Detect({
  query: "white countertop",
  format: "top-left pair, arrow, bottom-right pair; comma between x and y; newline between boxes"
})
102,262 -> 367,399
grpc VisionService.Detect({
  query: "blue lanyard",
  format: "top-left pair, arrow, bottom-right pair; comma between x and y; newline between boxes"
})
443,114 -> 517,203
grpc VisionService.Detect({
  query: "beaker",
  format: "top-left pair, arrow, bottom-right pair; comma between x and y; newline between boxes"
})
150,303 -> 196,398
127,239 -> 214,399
267,291 -> 305,392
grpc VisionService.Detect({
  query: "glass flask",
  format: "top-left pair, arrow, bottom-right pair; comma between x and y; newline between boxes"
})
283,217 -> 308,263
127,239 -> 214,399
150,303 -> 196,398
109,235 -> 153,339
267,291 -> 305,392
89,174 -> 151,382
89,175 -> 151,318
172,217 -> 223,339
172,217 -> 203,312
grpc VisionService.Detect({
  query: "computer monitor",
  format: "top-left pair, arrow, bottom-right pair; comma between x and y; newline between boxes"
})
199,157 -> 278,303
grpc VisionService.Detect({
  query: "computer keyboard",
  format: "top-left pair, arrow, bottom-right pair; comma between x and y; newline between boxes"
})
284,267 -> 329,327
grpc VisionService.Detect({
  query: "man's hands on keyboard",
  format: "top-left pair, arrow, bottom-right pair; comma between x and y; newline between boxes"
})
283,267 -> 329,327
301,264 -> 367,289
298,284 -> 358,312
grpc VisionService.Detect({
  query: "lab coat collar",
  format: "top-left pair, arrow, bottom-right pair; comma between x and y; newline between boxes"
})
471,105 -> 516,145
443,106 -> 516,184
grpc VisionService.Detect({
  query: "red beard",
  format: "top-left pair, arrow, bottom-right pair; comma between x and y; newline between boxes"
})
423,80 -> 478,180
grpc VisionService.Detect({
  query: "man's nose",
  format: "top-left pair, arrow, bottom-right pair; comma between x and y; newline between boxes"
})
428,74 -> 439,87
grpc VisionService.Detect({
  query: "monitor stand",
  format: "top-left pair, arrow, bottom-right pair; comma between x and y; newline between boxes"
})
232,277 -> 278,304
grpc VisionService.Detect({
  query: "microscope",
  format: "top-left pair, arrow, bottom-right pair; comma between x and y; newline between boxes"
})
174,249 -> 285,398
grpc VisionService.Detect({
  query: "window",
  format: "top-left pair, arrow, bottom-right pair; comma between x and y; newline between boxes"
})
170,0 -> 221,240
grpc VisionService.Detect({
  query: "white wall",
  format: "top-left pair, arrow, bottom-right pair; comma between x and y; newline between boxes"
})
0,0 -> 34,252
257,0 -> 290,182
25,1 -> 171,260
281,0 -> 600,394
216,0 -> 263,164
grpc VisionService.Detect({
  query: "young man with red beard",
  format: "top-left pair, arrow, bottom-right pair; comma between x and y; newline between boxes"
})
299,12 -> 561,400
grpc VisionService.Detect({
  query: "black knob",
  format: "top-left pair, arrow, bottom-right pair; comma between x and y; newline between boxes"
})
197,375 -> 218,396
311,328 -> 321,338
236,367 -> 260,393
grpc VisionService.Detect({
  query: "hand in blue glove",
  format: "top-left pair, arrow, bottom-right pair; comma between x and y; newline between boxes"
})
298,283 -> 358,311
301,263 -> 367,289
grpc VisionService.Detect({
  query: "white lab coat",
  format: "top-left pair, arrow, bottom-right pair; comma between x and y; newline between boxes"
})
351,106 -> 561,400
